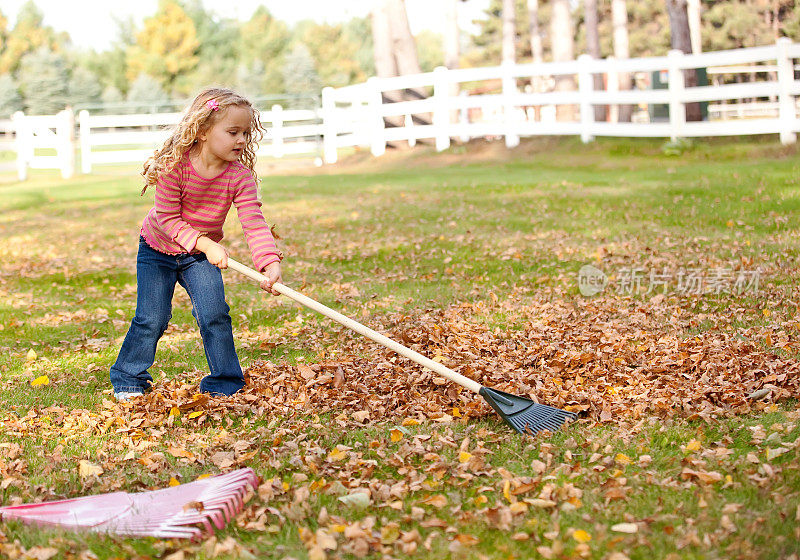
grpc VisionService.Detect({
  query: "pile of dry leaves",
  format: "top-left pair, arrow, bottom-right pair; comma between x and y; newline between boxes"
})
145,292 -> 800,425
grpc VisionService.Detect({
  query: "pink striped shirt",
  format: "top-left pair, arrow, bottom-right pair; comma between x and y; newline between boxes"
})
140,157 -> 281,271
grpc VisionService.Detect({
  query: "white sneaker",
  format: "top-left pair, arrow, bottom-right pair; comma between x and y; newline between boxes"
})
114,391 -> 144,402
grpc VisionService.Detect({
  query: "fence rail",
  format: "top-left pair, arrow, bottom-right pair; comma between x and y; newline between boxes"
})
3,39 -> 799,178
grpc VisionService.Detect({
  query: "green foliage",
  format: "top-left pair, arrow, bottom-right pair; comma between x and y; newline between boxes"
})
67,67 -> 102,108
702,0 -> 787,50
470,0 -> 548,65
177,0 -> 240,93
0,1 -> 67,74
0,73 -> 22,117
17,47 -> 69,114
295,18 -> 373,88
282,43 -> 322,99
660,137 -> 695,156
235,6 -> 291,96
126,73 -> 171,112
126,0 -> 199,93
415,30 -> 444,72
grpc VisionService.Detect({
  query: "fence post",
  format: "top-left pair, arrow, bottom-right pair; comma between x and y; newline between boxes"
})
271,104 -> 284,158
433,66 -> 451,151
578,54 -> 595,143
667,49 -> 686,141
12,111 -> 28,181
367,77 -> 385,157
501,61 -> 520,148
79,110 -> 92,174
321,86 -> 338,164
776,37 -> 797,145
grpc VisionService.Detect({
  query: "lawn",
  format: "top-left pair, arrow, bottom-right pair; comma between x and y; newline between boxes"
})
0,136 -> 798,559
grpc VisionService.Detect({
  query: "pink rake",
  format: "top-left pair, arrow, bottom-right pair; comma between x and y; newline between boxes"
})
0,468 -> 258,539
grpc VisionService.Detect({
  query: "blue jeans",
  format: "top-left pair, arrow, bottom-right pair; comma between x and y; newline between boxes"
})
110,237 -> 245,396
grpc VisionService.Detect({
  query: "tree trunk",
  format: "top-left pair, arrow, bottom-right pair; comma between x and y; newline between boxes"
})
584,0 -> 606,122
444,0 -> 460,70
687,0 -> 702,54
528,0 -> 544,120
502,0 -> 516,64
387,0 -> 422,76
528,0 -> 543,65
612,0 -> 633,122
667,0 -> 702,121
371,0 -> 396,79
550,0 -> 575,121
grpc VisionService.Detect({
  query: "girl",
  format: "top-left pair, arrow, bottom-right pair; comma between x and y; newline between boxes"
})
110,87 -> 282,401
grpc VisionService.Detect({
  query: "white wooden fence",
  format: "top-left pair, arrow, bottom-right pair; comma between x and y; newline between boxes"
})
78,105 -> 322,174
321,38 -> 800,162
3,38 -> 799,179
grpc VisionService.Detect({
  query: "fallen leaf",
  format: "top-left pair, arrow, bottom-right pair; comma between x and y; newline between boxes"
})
420,494 -> 447,508
30,375 -> 49,387
572,529 -> 592,543
611,522 -> 638,533
338,492 -> 370,509
78,460 -> 103,478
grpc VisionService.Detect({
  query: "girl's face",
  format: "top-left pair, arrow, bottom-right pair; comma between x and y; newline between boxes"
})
198,105 -> 252,164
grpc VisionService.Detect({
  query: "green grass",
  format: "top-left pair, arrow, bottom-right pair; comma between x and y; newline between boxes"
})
0,136 -> 798,559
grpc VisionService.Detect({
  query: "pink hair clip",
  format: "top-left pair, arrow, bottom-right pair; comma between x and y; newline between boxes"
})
206,99 -> 219,111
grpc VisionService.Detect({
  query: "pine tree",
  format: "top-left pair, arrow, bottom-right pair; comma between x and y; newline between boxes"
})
68,67 -> 102,108
0,74 -> 23,117
282,43 -> 321,103
17,47 -> 69,114
126,73 -> 171,113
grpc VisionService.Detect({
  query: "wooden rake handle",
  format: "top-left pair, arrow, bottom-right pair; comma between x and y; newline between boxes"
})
226,258 -> 483,394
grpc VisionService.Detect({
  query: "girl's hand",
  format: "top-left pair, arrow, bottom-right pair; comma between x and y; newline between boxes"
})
260,261 -> 282,295
197,236 -> 228,269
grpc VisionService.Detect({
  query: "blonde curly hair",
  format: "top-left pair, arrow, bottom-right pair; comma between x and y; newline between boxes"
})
141,87 -> 264,194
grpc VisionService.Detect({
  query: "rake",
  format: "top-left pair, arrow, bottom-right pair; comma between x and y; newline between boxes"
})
228,259 -> 576,436
0,468 -> 258,539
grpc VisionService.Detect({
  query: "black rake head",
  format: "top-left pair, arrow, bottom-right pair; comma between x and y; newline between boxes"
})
479,386 -> 577,436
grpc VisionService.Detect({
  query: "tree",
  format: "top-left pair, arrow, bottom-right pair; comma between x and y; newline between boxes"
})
0,1 -> 67,74
0,74 -> 23,117
667,0 -> 702,121
444,0 -> 460,70
528,0 -> 543,65
415,30 -> 445,73
612,0 -> 633,122
18,47 -> 69,114
67,67 -> 102,107
126,0 -> 199,93
687,0 -> 702,53
296,20 -> 372,88
472,0 -> 551,65
372,0 -> 396,78
502,0 -> 517,64
126,73 -> 171,112
237,6 -> 290,95
178,0 -> 240,93
101,85 -> 124,113
282,43 -> 321,102
550,0 -> 575,121
387,0 -> 422,76
583,0 -> 606,121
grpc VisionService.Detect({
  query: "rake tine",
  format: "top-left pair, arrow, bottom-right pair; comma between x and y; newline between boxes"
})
0,468 -> 258,540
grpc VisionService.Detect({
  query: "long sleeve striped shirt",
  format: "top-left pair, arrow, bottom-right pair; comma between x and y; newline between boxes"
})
140,157 -> 281,271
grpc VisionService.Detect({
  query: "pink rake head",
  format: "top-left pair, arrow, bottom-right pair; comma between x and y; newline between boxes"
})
0,468 -> 259,540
